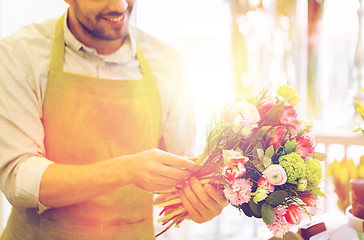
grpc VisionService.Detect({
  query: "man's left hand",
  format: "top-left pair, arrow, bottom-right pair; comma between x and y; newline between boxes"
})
180,176 -> 228,224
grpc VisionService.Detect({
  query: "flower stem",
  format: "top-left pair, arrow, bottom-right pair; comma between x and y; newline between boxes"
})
157,198 -> 182,208
157,207 -> 186,223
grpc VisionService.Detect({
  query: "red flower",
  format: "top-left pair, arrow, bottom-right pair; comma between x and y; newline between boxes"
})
257,95 -> 277,120
284,205 -> 302,225
231,156 -> 248,165
267,126 -> 285,149
280,105 -> 299,127
257,176 -> 275,193
299,191 -> 318,207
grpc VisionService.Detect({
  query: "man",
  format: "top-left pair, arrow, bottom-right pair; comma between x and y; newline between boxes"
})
0,0 -> 227,239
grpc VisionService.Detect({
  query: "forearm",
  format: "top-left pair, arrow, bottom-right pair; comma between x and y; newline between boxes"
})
39,149 -> 198,208
39,156 -> 132,208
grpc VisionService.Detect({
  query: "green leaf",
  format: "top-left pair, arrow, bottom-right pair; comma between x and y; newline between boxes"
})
254,126 -> 271,140
311,152 -> 327,161
284,139 -> 297,154
251,148 -> 259,160
240,203 -> 253,218
254,160 -> 265,172
256,142 -> 264,150
261,203 -> 275,225
262,157 -> 272,168
265,100 -> 286,124
257,148 -> 264,158
245,126 -> 270,155
353,128 -> 361,133
249,200 -> 262,218
265,145 -> 275,158
265,190 -> 289,207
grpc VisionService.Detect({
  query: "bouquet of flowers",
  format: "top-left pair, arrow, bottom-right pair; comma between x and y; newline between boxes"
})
154,85 -> 326,238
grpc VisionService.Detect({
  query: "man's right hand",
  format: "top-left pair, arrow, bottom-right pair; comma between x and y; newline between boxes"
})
126,149 -> 200,192
39,149 -> 199,208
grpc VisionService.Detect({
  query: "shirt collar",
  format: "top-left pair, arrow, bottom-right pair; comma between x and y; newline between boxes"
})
63,10 -> 137,64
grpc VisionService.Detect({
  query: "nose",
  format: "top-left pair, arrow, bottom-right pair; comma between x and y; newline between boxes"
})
109,0 -> 129,13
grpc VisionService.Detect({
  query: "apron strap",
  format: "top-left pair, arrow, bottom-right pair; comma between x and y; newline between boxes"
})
50,14 -> 155,83
135,43 -> 154,79
49,14 -> 65,72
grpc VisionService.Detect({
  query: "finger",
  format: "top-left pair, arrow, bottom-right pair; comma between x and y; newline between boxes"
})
180,190 -> 203,223
203,184 -> 228,206
139,174 -> 180,191
188,179 -> 221,216
189,178 -> 215,209
153,184 -> 175,191
183,178 -> 212,217
149,161 -> 192,181
159,167 -> 193,181
151,182 -> 181,191
161,154 -> 200,171
153,175 -> 181,187
189,157 -> 199,162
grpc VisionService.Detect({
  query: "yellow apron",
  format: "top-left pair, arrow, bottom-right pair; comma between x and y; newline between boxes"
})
1,14 -> 161,240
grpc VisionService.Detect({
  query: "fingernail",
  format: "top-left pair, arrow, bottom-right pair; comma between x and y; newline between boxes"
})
190,177 -> 197,183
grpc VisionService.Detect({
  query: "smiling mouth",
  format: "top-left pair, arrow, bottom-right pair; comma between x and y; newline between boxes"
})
103,15 -> 125,22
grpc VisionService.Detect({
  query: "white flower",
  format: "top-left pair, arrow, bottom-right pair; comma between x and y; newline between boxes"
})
222,150 -> 245,165
221,101 -> 260,133
263,164 -> 287,186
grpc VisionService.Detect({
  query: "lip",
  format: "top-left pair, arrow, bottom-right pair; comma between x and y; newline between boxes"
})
102,15 -> 126,27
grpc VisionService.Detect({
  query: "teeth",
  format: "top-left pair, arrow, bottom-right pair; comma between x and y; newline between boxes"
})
107,16 -> 124,22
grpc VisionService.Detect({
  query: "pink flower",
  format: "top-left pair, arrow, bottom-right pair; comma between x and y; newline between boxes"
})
221,101 -> 260,133
223,178 -> 252,206
286,124 -> 303,139
267,127 -> 285,149
280,105 -> 299,127
257,176 -> 275,193
296,133 -> 315,157
222,164 -> 246,183
266,206 -> 292,239
222,150 -> 248,182
263,164 -> 287,186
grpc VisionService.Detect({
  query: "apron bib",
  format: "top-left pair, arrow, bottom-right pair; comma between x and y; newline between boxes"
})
1,14 -> 161,240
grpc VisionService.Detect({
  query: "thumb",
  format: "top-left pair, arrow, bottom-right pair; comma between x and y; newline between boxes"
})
189,157 -> 199,163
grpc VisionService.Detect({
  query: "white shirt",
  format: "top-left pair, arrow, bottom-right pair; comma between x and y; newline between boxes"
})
0,12 -> 195,210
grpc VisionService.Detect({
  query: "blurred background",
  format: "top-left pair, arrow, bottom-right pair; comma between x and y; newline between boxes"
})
1,0 -> 364,239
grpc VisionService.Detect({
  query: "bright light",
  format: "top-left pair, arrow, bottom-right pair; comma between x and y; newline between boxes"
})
136,0 -> 234,146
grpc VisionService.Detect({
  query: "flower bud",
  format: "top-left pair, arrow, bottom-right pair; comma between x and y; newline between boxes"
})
252,187 -> 268,204
284,205 -> 302,225
299,191 -> 318,207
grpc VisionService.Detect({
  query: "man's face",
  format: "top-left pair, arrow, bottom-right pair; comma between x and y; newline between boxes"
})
69,0 -> 135,41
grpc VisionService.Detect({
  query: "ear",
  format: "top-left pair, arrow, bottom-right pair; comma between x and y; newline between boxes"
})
64,0 -> 72,5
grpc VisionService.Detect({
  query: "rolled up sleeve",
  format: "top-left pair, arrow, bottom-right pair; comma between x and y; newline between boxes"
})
0,35 -> 53,210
